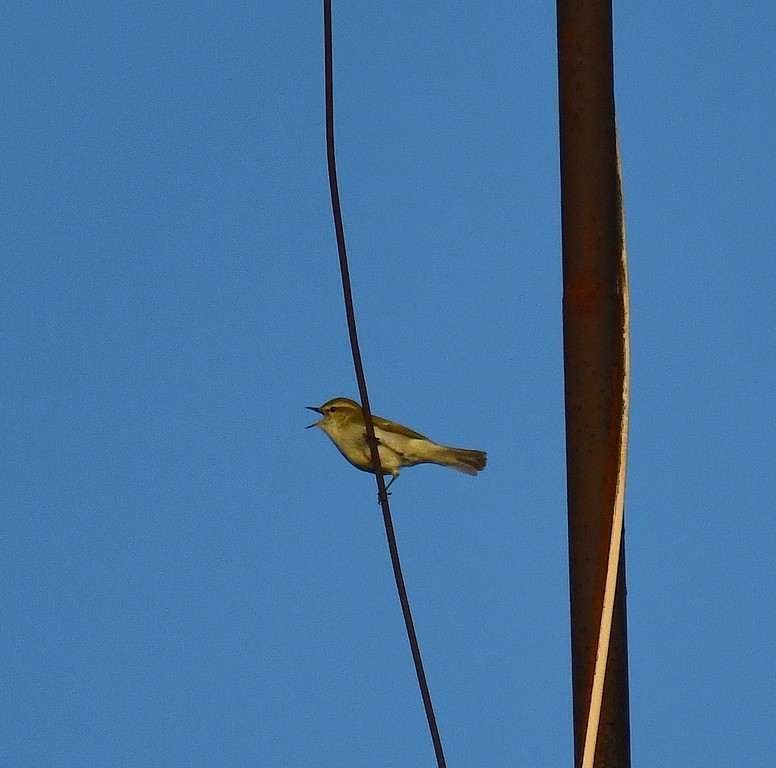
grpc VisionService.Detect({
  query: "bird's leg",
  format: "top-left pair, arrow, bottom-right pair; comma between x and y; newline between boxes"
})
376,473 -> 397,504
363,433 -> 394,501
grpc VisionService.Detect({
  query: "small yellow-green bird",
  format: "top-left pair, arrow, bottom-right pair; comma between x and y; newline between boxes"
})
306,397 -> 487,489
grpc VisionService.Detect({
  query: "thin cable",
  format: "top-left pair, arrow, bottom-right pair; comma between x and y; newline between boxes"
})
322,4 -> 447,766
580,133 -> 630,768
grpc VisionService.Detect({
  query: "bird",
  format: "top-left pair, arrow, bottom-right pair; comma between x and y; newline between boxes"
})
306,397 -> 486,490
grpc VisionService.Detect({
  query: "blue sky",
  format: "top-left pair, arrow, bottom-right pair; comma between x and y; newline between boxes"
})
2,2 -> 774,766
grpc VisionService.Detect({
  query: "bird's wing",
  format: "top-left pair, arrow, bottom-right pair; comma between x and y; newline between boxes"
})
372,415 -> 429,441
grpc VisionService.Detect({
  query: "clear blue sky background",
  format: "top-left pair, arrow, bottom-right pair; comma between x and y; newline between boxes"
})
3,3 -> 774,766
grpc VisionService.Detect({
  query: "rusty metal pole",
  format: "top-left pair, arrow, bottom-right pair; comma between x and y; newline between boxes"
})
556,1 -> 632,767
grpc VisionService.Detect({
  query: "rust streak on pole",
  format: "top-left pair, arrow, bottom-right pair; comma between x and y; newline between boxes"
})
556,1 -> 632,766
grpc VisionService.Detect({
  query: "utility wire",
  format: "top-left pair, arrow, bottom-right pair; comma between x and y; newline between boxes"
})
322,3 -> 447,766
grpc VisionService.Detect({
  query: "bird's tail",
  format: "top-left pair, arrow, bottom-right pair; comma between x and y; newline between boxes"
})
438,446 -> 487,476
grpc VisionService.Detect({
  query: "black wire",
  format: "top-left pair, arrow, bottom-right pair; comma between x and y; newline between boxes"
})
322,3 -> 447,766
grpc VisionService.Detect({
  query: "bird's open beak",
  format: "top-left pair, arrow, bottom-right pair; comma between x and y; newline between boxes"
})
305,405 -> 323,429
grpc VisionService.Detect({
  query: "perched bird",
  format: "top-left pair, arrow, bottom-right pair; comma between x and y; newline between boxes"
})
306,397 -> 486,489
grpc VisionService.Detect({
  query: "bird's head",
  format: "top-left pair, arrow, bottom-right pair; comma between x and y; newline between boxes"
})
305,397 -> 363,430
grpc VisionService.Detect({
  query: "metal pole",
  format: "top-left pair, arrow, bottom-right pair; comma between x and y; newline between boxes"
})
556,1 -> 632,766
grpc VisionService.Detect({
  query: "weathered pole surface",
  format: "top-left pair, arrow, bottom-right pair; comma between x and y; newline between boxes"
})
557,0 -> 632,766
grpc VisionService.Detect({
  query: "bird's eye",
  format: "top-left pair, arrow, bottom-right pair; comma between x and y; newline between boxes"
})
330,406 -> 337,412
